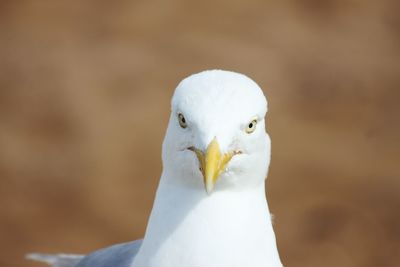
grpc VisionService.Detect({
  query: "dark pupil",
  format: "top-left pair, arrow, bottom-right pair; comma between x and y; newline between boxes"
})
181,116 -> 185,123
249,122 -> 253,128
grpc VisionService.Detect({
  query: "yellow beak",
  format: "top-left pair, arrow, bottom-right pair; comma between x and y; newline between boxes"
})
194,138 -> 234,194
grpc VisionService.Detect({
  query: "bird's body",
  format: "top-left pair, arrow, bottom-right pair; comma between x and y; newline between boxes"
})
133,182 -> 281,267
28,70 -> 283,267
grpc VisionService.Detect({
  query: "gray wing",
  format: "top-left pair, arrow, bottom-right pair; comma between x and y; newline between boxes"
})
74,240 -> 143,267
27,240 -> 142,267
26,253 -> 85,267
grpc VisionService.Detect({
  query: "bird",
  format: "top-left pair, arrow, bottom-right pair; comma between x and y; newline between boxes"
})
27,70 -> 283,267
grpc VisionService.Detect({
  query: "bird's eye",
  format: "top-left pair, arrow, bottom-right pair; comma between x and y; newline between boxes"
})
245,119 -> 257,134
178,113 -> 187,128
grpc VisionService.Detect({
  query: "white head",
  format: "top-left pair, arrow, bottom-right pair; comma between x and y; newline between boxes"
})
162,70 -> 271,194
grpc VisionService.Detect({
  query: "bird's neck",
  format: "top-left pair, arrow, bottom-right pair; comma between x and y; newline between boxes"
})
131,173 -> 282,267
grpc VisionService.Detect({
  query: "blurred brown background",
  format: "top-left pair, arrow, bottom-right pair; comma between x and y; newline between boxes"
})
0,1 -> 399,266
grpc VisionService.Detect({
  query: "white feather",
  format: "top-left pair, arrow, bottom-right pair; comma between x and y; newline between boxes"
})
131,70 -> 283,267
26,70 -> 283,267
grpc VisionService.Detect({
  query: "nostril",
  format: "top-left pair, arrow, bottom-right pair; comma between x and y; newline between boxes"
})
187,146 -> 195,151
233,150 -> 243,155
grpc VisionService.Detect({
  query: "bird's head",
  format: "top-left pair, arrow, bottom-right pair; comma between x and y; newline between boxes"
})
162,70 -> 270,194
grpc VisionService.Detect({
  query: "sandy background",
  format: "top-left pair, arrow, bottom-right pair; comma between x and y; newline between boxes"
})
0,1 -> 399,266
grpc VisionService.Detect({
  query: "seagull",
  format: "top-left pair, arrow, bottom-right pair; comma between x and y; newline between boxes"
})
27,70 -> 283,267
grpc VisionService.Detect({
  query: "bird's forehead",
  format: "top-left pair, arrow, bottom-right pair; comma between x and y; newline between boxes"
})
171,70 -> 267,123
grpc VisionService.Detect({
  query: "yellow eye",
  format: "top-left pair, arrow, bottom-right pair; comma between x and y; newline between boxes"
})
245,119 -> 257,134
178,113 -> 187,128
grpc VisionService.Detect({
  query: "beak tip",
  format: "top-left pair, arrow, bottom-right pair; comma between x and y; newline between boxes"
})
205,181 -> 214,195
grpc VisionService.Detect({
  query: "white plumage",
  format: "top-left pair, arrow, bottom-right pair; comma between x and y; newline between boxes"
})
28,70 -> 283,267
